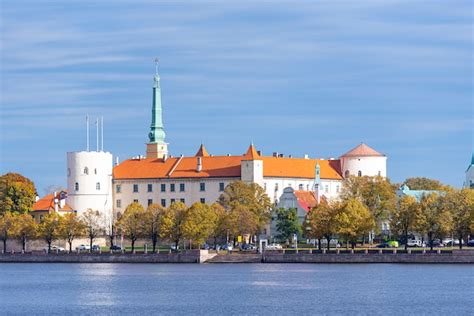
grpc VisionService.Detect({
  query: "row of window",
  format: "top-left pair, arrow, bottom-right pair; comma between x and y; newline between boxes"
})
265,182 -> 340,193
116,182 -> 226,194
67,167 -> 99,177
116,198 -> 206,208
74,182 -> 101,191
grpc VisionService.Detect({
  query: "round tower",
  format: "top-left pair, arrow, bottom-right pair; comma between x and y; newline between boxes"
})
66,151 -> 113,222
340,143 -> 387,178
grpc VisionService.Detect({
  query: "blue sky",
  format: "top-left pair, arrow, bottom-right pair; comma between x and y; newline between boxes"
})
1,0 -> 472,194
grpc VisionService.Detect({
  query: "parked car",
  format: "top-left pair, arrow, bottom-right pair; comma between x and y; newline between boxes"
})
265,243 -> 283,250
467,239 -> 474,247
240,244 -> 257,251
44,245 -> 65,252
91,245 -> 101,252
76,244 -> 91,251
221,244 -> 233,251
407,239 -> 423,247
442,238 -> 463,246
109,245 -> 122,252
377,241 -> 399,248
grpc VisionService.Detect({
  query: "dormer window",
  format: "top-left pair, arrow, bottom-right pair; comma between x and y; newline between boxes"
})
83,167 -> 89,175
75,182 -> 79,191
358,170 -> 362,177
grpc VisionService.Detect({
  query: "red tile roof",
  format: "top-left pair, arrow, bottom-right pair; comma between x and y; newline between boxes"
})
243,144 -> 260,160
341,143 -> 384,157
32,192 -> 73,212
294,190 -> 318,211
195,144 -> 209,157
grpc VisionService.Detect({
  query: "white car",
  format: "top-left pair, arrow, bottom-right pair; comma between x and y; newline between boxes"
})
44,245 -> 65,252
265,243 -> 283,250
407,239 -> 423,247
76,244 -> 91,251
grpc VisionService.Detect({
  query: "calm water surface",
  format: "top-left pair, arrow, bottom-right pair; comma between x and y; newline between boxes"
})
0,263 -> 472,315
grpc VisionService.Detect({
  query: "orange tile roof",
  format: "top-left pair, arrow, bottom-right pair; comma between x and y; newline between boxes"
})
114,155 -> 342,180
294,190 -> 318,211
195,144 -> 209,157
32,192 -> 73,212
341,143 -> 384,157
243,143 -> 260,160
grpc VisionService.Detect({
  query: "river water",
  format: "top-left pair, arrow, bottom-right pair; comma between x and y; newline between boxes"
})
0,263 -> 472,315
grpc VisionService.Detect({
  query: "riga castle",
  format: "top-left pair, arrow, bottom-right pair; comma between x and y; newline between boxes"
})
62,67 -> 387,230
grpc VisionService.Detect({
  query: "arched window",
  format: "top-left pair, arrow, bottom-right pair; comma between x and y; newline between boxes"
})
275,183 -> 279,191
94,168 -> 97,175
96,182 -> 100,190
298,184 -> 304,190
358,170 -> 362,177
344,170 -> 350,178
75,182 -> 79,191
67,168 -> 71,177
83,167 -> 89,175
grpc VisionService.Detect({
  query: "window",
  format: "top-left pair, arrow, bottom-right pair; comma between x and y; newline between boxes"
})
200,198 -> 206,204
161,199 -> 166,207
200,183 -> 205,192
67,168 -> 71,177
83,167 -> 89,175
148,199 -> 153,206
161,184 -> 166,192
264,183 -> 267,190
219,182 -> 225,192
344,170 -> 350,178
336,185 -> 340,193
40,215 -> 44,222
358,170 -> 362,177
133,184 -> 139,193
179,183 -> 185,192
378,171 -> 381,176
133,199 -> 139,203
171,198 -> 176,204
170,183 -> 175,192
147,184 -> 153,192
116,199 -> 121,208
116,185 -> 121,193
180,198 -> 185,203
75,182 -> 79,191
298,184 -> 304,190
94,168 -> 97,175
325,185 -> 329,193
275,183 -> 279,191
96,182 -> 100,190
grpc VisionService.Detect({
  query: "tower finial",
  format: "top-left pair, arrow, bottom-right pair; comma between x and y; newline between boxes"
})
154,57 -> 159,75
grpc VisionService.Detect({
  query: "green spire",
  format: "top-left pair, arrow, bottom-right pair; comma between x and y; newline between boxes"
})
471,152 -> 474,165
148,60 -> 166,143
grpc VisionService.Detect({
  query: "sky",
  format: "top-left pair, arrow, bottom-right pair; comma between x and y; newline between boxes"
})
0,0 -> 472,195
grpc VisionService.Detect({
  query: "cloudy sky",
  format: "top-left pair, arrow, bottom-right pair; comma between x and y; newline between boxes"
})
1,0 -> 472,194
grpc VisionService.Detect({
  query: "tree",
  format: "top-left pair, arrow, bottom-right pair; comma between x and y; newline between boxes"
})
144,204 -> 165,253
81,209 -> 103,251
12,213 -> 37,252
210,203 -> 227,246
0,173 -> 37,215
275,208 -> 301,243
440,189 -> 474,249
120,203 -> 145,252
59,213 -> 85,252
226,205 -> 259,243
160,202 -> 188,250
104,212 -> 119,248
340,175 -> 396,238
218,181 -> 272,231
304,201 -> 339,251
38,213 -> 60,253
335,198 -> 375,249
403,177 -> 448,191
182,202 -> 217,248
390,195 -> 419,250
416,193 -> 452,251
0,212 -> 15,253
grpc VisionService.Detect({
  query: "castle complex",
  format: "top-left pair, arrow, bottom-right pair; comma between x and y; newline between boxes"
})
45,67 -> 389,232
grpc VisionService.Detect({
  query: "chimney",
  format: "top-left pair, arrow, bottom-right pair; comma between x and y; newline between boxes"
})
53,192 -> 58,212
115,157 -> 119,165
35,196 -> 40,202
304,154 -> 309,159
196,157 -> 202,172
257,150 -> 262,156
289,154 -> 292,158
278,154 -> 284,158
273,152 -> 278,157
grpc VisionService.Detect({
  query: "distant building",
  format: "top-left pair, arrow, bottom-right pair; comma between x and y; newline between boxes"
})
31,191 -> 74,222
464,153 -> 474,189
396,184 -> 443,202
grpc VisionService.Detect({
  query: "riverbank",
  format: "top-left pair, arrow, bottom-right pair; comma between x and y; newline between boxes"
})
1,249 -> 474,264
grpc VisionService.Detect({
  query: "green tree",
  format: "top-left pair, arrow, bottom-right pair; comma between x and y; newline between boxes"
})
210,203 -> 228,246
0,212 -> 15,253
160,202 -> 188,250
275,208 -> 301,243
340,176 -> 396,236
81,209 -> 103,251
0,173 -> 37,215
441,189 -> 474,249
59,213 -> 85,252
12,213 -> 37,252
144,203 -> 165,253
403,177 -> 448,191
38,213 -> 60,253
120,202 -> 146,252
304,201 -> 340,251
226,205 -> 259,244
218,181 -> 272,231
390,195 -> 419,250
336,198 -> 375,249
182,202 -> 217,248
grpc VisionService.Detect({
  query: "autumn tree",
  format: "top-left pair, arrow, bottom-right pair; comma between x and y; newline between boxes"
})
416,193 -> 452,251
59,213 -> 86,252
81,209 -> 103,251
340,176 -> 396,235
119,202 -> 145,252
0,173 -> 37,215
227,205 -> 260,244
182,202 -> 217,248
440,189 -> 474,249
12,213 -> 37,252
160,202 -> 188,250
275,208 -> 301,243
403,177 -> 448,191
218,181 -> 272,232
390,195 -> 419,250
0,212 -> 15,253
210,203 -> 228,245
144,204 -> 165,253
104,211 -> 119,248
304,200 -> 340,251
335,198 -> 375,249
38,213 -> 60,253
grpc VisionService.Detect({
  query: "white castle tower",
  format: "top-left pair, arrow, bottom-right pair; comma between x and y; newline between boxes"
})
340,143 -> 387,178
66,117 -> 113,227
